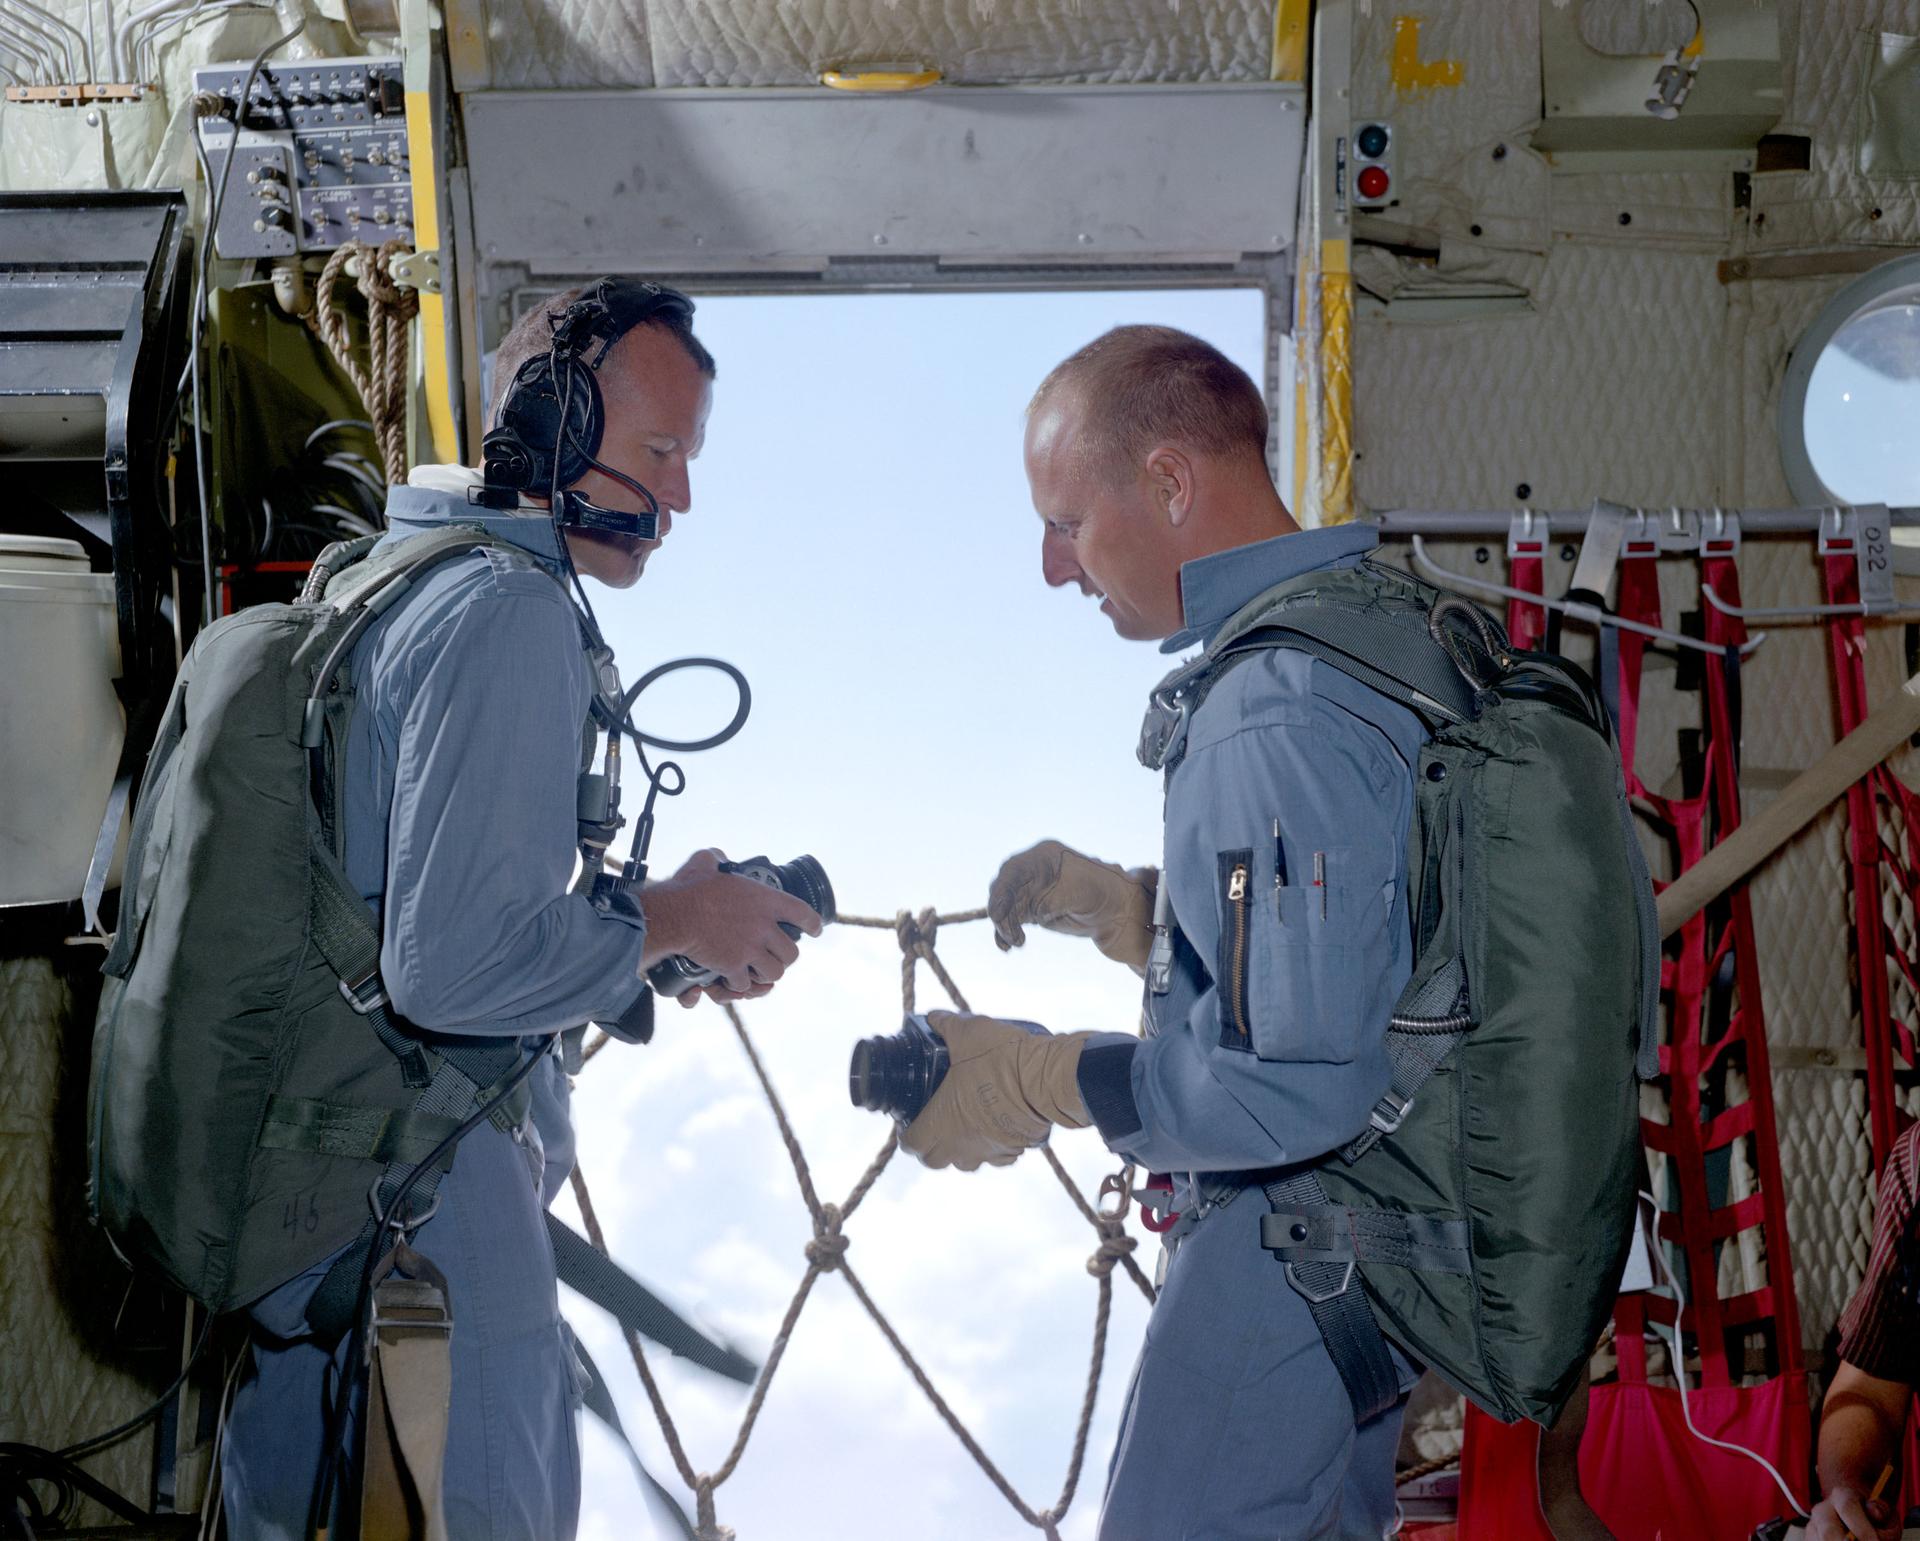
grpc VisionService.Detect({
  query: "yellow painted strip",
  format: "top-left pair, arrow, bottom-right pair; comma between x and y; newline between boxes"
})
1390,15 -> 1464,94
1270,0 -> 1311,83
1291,262 -> 1311,514
819,67 -> 941,92
405,86 -> 458,465
1316,239 -> 1353,525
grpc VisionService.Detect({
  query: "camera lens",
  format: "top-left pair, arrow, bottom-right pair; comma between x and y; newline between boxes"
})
771,854 -> 836,924
847,1036 -> 898,1113
847,1015 -> 949,1123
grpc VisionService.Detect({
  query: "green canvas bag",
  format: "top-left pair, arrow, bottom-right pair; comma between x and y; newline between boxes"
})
1140,556 -> 1657,1427
87,527 -> 533,1316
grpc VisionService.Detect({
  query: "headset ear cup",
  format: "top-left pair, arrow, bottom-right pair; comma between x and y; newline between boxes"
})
489,352 -> 604,491
479,425 -> 536,489
553,360 -> 604,490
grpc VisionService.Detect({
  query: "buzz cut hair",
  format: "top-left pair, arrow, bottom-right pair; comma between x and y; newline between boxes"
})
487,283 -> 716,430
1028,324 -> 1269,480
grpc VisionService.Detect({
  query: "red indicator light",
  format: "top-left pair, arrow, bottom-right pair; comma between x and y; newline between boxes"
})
1356,165 -> 1391,201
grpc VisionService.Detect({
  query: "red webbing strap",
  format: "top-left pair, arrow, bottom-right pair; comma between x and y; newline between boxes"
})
1822,555 -> 1914,1177
1607,557 -> 1805,1387
1660,783 -> 1734,1385
1615,558 -> 1660,795
1507,551 -> 1549,654
1699,557 -> 1805,1380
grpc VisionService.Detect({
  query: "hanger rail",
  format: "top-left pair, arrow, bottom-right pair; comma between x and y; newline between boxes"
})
1408,536 -> 1767,659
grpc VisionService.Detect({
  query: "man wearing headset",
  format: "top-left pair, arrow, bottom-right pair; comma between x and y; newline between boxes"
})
221,282 -> 820,1539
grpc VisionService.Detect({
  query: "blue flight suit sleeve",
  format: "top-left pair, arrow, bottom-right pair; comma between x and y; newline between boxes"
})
380,578 -> 650,1036
1077,651 -> 1419,1173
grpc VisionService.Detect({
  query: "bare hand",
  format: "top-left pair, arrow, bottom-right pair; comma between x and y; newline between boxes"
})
641,849 -> 823,993
1807,1491 -> 1896,1541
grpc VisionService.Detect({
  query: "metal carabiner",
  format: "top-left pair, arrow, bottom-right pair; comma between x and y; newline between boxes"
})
369,1179 -> 441,1237
1097,1164 -> 1136,1222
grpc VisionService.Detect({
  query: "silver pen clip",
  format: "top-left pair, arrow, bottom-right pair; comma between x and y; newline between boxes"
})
1146,878 -> 1175,996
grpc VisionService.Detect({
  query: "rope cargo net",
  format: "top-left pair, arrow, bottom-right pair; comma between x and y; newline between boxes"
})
1821,553 -> 1920,1178
567,907 -> 1157,1541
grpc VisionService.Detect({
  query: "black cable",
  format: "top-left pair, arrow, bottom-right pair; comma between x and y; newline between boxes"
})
47,1309 -> 215,1463
616,657 -> 751,754
302,418 -> 376,453
547,337 -> 609,654
305,1035 -> 558,1541
0,1446 -> 153,1529
186,14 -> 308,624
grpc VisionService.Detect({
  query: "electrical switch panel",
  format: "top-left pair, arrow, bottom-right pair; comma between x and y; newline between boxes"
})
192,56 -> 412,258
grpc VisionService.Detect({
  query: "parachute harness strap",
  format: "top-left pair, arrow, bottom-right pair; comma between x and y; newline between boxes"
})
569,904 -> 1156,1538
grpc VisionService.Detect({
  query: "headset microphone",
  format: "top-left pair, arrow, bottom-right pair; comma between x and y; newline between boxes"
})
560,488 -> 659,541
479,278 -> 694,545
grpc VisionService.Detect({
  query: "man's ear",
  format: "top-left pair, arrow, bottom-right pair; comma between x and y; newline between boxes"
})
1146,445 -> 1197,527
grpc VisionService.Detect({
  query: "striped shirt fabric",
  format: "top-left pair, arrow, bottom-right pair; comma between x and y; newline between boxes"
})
1837,1120 -> 1920,1385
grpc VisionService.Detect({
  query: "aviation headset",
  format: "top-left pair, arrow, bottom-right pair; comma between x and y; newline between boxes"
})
480,278 -> 701,540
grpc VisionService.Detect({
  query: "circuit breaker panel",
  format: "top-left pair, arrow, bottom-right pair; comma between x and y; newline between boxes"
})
192,57 -> 412,258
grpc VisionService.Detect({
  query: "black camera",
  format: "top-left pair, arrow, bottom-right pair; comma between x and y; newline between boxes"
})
848,1013 -> 950,1124
645,854 -> 836,998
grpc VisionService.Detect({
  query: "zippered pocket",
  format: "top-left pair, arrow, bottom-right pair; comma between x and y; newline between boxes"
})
1215,848 -> 1253,1046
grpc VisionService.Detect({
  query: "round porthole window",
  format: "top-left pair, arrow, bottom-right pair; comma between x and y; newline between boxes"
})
1779,252 -> 1920,509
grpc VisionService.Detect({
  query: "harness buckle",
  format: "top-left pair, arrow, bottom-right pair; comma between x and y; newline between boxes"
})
370,1180 -> 441,1238
340,969 -> 390,1015
1285,1259 -> 1357,1305
1369,1091 -> 1413,1135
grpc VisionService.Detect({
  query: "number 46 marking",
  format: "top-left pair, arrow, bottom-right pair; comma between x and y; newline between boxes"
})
283,1192 -> 320,1236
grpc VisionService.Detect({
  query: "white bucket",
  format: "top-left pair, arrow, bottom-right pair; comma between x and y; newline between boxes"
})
0,534 -> 129,908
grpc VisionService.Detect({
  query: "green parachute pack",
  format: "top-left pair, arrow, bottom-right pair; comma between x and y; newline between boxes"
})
1139,556 -> 1658,1427
89,526 -> 751,1386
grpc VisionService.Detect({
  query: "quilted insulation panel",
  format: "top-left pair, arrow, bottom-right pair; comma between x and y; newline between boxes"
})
446,0 -> 1273,92
0,958 -> 155,1519
1353,244 -> 1730,513
1754,0 -> 1920,251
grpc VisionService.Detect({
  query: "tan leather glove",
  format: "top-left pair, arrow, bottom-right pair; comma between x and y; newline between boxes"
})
900,1011 -> 1092,1172
988,840 -> 1157,976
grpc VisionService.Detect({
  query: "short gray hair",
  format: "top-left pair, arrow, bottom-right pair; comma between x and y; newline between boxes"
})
1029,325 -> 1267,479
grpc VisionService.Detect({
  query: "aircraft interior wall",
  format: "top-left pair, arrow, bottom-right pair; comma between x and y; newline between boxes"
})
1341,0 -> 1920,1375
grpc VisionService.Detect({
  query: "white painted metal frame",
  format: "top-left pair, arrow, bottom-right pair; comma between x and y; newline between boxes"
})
460,84 -> 1305,275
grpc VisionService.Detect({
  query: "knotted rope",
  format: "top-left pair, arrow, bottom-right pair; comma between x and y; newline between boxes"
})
311,239 -> 418,485
569,904 -> 1157,1536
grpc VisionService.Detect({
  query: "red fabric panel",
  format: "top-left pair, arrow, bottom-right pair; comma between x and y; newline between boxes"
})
1458,1406 -> 1550,1540
1506,554 -> 1547,653
1458,1376 -> 1810,1540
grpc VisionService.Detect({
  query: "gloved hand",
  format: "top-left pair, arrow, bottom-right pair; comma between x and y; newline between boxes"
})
900,1011 -> 1093,1172
987,840 -> 1157,976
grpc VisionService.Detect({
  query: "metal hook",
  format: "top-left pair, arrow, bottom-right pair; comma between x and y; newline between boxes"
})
1409,537 -> 1766,658
1701,582 -> 1920,625
370,1180 -> 442,1236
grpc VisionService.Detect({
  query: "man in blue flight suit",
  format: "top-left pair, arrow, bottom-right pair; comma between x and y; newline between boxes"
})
899,325 -> 1421,1539
221,286 -> 821,1539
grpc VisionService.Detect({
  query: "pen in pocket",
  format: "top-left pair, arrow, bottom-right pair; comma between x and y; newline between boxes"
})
1312,851 -> 1326,920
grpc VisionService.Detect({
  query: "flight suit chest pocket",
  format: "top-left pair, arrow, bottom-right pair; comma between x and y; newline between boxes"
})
1216,843 -> 1365,1063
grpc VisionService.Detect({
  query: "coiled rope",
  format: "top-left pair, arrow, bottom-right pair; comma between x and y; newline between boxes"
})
572,906 -> 1157,1539
310,239 -> 418,486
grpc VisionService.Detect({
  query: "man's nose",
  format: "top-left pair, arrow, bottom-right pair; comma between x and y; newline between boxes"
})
1040,531 -> 1079,589
659,459 -> 692,514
